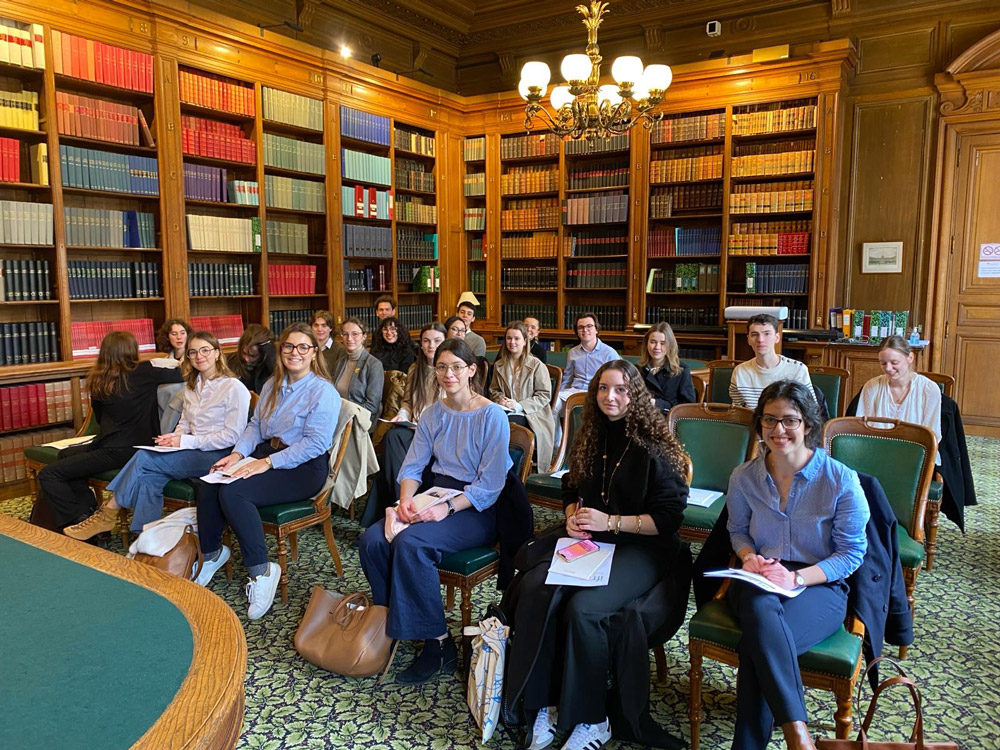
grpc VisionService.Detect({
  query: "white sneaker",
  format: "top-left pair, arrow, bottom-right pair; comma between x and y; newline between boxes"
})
194,545 -> 231,587
246,562 -> 281,620
560,718 -> 611,750
528,706 -> 558,750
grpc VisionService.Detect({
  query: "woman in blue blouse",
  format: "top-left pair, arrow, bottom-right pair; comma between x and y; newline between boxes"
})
196,322 -> 341,620
726,380 -> 869,750
359,338 -> 511,684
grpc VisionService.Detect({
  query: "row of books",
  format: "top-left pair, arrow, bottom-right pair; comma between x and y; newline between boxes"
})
394,129 -> 435,157
464,137 -> 486,162
0,321 -> 59,365
341,148 -> 391,186
564,305 -> 625,331
563,191 -> 628,225
565,262 -> 627,289
652,112 -> 725,145
344,305 -> 432,332
0,259 -> 50,301
67,260 -> 161,299
732,101 -> 816,136
729,186 -> 815,214
60,146 -> 159,195
264,175 -> 325,212
0,380 -> 72,433
501,198 -> 560,231
266,220 -> 310,255
0,77 -> 39,131
339,106 -> 390,147
51,30 -> 153,93
188,262 -> 255,297
397,229 -> 438,260
263,87 -> 322,132
732,220 -> 812,235
502,267 -> 557,290
469,268 -> 485,294
732,148 -> 815,178
346,264 -> 388,292
267,264 -> 317,296
340,185 -> 393,220
468,237 -> 484,260
1,200 -> 52,245
650,184 -> 723,216
501,133 -> 559,160
501,232 -> 559,259
502,304 -> 557,329
0,20 -> 44,69
343,224 -> 392,258
645,306 -> 717,328
463,173 -> 486,197
565,231 -> 628,257
567,161 -> 629,191
71,318 -> 156,359
64,207 -> 154,249
269,309 -> 311,335
650,150 -> 723,183
646,264 -> 720,293
0,137 -> 21,183
263,133 -> 325,176
502,165 -> 559,195
185,214 -> 262,253
565,134 -> 629,155
835,309 -> 910,340
179,69 -> 254,117
183,163 -> 239,203
396,159 -> 434,193
189,314 -> 244,346
404,265 -> 439,293
744,262 -> 808,294
1,427 -> 75,484
727,231 -> 811,256
55,91 -> 146,146
181,116 -> 256,165
463,207 -> 485,231
396,196 -> 437,225
648,227 -> 722,257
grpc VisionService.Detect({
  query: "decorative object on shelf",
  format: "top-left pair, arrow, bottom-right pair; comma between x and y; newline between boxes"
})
517,0 -> 672,139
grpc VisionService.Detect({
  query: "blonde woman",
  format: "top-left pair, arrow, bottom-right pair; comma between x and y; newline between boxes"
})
490,320 -> 554,471
638,322 -> 696,413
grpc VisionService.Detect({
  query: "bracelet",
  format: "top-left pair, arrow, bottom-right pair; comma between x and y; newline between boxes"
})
615,515 -> 622,535
636,515 -> 642,535
606,514 -> 613,533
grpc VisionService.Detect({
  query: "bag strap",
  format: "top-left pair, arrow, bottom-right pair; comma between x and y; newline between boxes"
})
184,526 -> 204,581
853,657 -> 927,749
375,640 -> 400,688
332,592 -> 371,626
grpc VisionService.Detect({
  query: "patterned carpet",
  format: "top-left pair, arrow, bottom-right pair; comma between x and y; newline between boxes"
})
3,436 -> 996,749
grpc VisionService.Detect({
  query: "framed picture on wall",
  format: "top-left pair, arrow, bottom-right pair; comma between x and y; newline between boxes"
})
862,241 -> 903,273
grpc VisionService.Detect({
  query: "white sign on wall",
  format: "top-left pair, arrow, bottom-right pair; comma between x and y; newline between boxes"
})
979,243 -> 1000,278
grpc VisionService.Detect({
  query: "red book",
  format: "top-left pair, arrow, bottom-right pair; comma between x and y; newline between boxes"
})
102,42 -> 113,88
0,389 -> 10,431
368,187 -> 377,218
26,384 -> 39,427
354,185 -> 364,217
10,386 -> 24,430
69,34 -> 81,78
61,32 -> 72,77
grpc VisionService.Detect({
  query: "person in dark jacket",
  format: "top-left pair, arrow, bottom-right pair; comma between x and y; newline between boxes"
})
324,317 -> 384,426
36,330 -> 184,530
639,322 -> 696,413
371,315 -> 418,373
513,359 -> 689,750
228,324 -> 276,395
524,316 -> 548,364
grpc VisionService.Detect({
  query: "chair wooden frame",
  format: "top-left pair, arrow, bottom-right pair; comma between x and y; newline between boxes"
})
691,375 -> 706,404
526,391 -> 587,511
822,416 -> 937,658
688,575 -> 866,749
706,360 -> 741,405
24,407 -> 98,498
918,371 -> 955,398
440,423 -> 535,627
808,365 -> 850,418
544,363 -> 563,411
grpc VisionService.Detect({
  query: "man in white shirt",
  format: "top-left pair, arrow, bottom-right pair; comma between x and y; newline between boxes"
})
457,299 -> 487,357
553,312 -> 620,443
729,313 -> 813,409
310,310 -> 338,352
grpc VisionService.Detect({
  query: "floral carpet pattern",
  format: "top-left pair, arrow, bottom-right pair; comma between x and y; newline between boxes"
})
3,435 -> 997,749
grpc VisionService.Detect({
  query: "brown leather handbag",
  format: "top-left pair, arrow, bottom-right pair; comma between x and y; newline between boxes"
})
132,525 -> 203,581
294,587 -> 397,679
817,657 -> 958,750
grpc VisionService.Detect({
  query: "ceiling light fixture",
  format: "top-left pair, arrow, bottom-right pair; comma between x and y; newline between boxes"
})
340,45 -> 352,59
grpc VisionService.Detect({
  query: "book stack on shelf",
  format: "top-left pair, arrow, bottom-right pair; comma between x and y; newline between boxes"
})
71,318 -> 155,359
267,265 -> 316,296
189,314 -> 244,346
51,30 -> 152,91
0,19 -> 45,69
1,259 -> 51,300
189,262 -> 254,297
0,321 -> 58,365
644,306 -> 719,330
646,264 -> 719,293
728,220 -> 811,256
185,215 -> 261,253
566,261 -> 627,289
60,146 -> 159,195
502,304 -> 557,329
397,229 -> 438,261
266,220 -> 309,255
392,122 -> 436,317
463,134 -> 487,309
67,260 -> 161,299
269,309 -> 312,333
345,263 -> 388,292
55,92 -> 150,146
0,380 -> 72,433
343,224 -> 392,259
564,304 -> 624,331
502,266 -> 557,291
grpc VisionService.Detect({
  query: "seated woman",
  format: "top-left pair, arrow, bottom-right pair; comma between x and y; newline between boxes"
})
489,320 -> 555,471
154,317 -> 193,431
517,360 -> 689,750
228,324 -> 276,395
324,316 -> 384,426
639,322 -> 697,413
359,338 -> 511,683
63,331 -> 251,540
37,331 -> 184,532
726,380 -> 868,750
371,315 -> 417,373
156,317 -> 192,362
195,322 -> 340,620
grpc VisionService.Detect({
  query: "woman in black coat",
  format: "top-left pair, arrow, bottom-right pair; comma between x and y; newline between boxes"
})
371,315 -> 418,373
639,322 -> 696,412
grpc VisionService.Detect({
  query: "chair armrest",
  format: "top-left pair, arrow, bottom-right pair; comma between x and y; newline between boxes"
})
927,472 -> 944,503
711,554 -> 738,600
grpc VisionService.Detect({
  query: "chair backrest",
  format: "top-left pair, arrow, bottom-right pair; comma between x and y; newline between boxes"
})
549,391 -> 587,473
77,406 -> 99,437
680,358 -> 708,371
248,390 -> 259,414
623,354 -> 640,365
545,363 -> 563,410
667,402 -> 756,493
822,416 -> 937,541
918,371 -> 954,398
692,376 -> 706,404
485,348 -> 500,363
808,366 -> 849,418
706,359 -> 740,405
508,423 -> 535,483
546,349 -> 568,369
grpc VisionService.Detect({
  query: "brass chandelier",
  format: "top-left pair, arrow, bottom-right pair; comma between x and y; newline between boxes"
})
517,0 -> 673,140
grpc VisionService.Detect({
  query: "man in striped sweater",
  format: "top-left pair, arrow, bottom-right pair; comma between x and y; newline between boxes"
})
729,313 -> 813,409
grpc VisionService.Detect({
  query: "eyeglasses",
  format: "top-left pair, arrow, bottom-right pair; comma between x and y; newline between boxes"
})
186,346 -> 216,358
280,343 -> 316,354
760,415 -> 804,429
448,326 -> 467,335
341,331 -> 365,339
434,363 -> 469,374
576,324 -> 596,332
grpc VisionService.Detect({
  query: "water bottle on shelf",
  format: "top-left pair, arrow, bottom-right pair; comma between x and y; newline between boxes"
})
908,327 -> 920,346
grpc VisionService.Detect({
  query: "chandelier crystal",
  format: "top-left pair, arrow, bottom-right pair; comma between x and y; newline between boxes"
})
517,1 -> 672,139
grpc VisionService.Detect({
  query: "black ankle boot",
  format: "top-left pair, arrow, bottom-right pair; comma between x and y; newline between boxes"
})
397,637 -> 457,684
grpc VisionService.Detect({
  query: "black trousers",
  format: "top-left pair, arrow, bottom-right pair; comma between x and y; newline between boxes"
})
38,444 -> 137,527
359,425 -> 415,527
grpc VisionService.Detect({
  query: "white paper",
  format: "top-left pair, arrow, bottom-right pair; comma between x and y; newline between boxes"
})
545,538 -> 615,587
410,486 -> 462,513
688,488 -> 724,508
41,435 -> 95,450
379,417 -> 417,429
134,445 -> 185,453
149,357 -> 181,369
703,568 -> 805,598
199,456 -> 256,484
549,469 -> 568,478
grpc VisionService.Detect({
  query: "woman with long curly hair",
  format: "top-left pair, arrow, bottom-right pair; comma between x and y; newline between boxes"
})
156,318 -> 191,361
514,359 -> 689,750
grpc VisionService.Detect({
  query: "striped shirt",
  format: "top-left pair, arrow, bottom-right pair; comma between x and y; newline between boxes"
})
729,355 -> 813,409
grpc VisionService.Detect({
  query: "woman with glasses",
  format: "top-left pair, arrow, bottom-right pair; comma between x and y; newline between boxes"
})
371,315 -> 417,373
64,331 -> 251,540
324,317 -> 384,425
195,323 -> 341,620
444,315 -> 467,341
229,324 -> 276,395
359,338 -> 511,683
639,322 -> 697,413
725,380 -> 868,750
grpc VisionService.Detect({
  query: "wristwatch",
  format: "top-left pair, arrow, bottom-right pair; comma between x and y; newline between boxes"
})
793,572 -> 806,589
263,456 -> 272,468
445,499 -> 456,517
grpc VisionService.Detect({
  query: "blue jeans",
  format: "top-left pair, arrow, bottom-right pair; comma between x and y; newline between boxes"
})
108,448 -> 230,532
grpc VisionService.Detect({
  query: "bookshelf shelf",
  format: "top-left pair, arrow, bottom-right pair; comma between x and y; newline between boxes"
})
501,226 -> 559,233
730,171 -> 815,183
179,101 -> 255,125
340,176 -> 392,190
647,253 -> 723,261
66,245 -> 161,254
0,182 -> 50,192
564,185 -> 628,195
499,154 -> 559,165
564,221 -> 628,228
182,153 -> 256,170
0,126 -> 46,141
650,178 -> 724,187
70,297 -> 165,303
395,186 -> 436,197
187,249 -> 261,257
0,419 -> 73,438
344,255 -> 393,262
270,252 -> 328,259
263,165 -> 325,181
61,186 -> 159,201
564,287 -> 628,291
565,254 -> 629,260
649,213 -> 723,221
0,60 -> 44,79
729,292 -> 810,296
54,73 -> 154,104
343,216 -> 392,226
265,205 -> 324,216
339,135 -> 390,154
728,253 -> 811,259
397,291 -> 438,296
184,199 -> 258,210
646,291 -> 719,297
1,300 -> 59,305
501,288 -> 558,294
732,127 -> 816,143
395,220 -> 437,228
501,190 -> 559,198
56,135 -> 157,155
729,209 -> 814,217
269,293 -> 327,298
191,295 -> 262,300
652,136 -> 726,149
564,149 -> 629,160
393,147 -> 435,161
0,244 -> 54,250
261,119 -> 323,139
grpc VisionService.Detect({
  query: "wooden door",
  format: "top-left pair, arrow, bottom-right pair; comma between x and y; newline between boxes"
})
942,132 -> 1000,431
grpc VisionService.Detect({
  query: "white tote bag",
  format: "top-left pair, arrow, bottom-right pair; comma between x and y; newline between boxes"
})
464,616 -> 510,744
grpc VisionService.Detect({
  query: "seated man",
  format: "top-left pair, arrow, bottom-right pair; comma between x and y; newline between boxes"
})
728,313 -> 812,410
375,294 -> 397,324
456,299 -> 487,357
524,315 -> 548,364
552,312 -> 620,444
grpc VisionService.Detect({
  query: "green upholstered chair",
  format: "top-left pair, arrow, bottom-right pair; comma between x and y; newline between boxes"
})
667,402 -> 756,542
623,354 -> 640,365
438,423 -> 534,627
688,576 -> 866,749
525,391 -> 587,510
24,407 -> 99,494
680,358 -> 708,371
544,363 -> 562,410
823,416 -> 937,658
808,365 -> 850,418
918,371 -> 954,397
546,349 -> 568,369
706,359 -> 740,405
484,348 -> 500,364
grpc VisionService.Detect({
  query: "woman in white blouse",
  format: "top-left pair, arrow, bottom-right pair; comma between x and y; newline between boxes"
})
64,331 -> 251,539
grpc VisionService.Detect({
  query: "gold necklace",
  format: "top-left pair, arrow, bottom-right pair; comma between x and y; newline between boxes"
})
601,437 -> 632,506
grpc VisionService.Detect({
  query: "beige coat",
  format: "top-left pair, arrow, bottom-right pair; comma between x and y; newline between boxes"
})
489,354 -> 555,471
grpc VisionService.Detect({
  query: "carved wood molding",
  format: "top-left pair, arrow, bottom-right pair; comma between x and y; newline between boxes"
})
296,0 -> 320,30
946,28 -> 1000,75
938,28 -> 1000,117
644,25 -> 663,51
831,0 -> 850,18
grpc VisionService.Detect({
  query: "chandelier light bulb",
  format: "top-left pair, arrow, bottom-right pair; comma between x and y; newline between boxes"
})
550,85 -> 574,110
641,64 -> 673,92
611,56 -> 643,85
561,54 -> 592,83
597,84 -> 623,106
520,61 -> 552,89
518,79 -> 545,101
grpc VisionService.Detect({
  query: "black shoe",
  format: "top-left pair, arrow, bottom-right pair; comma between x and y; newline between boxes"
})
397,637 -> 457,684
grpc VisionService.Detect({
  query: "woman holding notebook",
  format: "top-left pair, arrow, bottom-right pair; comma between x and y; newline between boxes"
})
725,380 -> 868,750
359,338 -> 511,685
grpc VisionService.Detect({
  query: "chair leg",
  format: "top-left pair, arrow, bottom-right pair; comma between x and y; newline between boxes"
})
222,528 -> 233,580
289,531 -> 298,562
834,680 -> 853,739
349,503 -> 355,521
924,501 -> 940,572
460,582 -> 473,628
653,645 -> 666,683
445,585 -> 455,611
117,508 -> 130,550
688,641 -> 704,750
321,517 -> 343,577
275,531 -> 289,604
